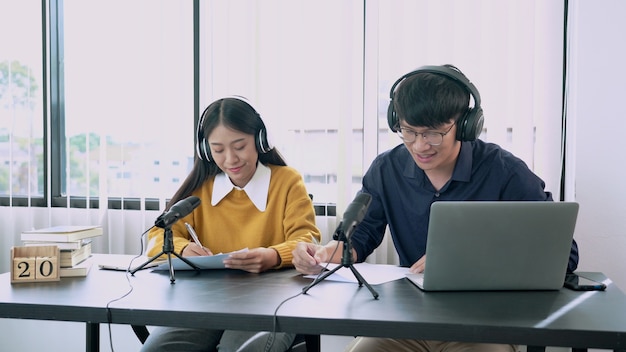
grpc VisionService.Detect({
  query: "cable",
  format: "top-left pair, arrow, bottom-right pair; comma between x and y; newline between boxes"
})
263,241 -> 341,352
104,231 -> 338,352
104,227 -> 150,352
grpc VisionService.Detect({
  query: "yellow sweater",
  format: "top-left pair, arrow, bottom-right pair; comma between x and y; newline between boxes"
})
146,164 -> 320,268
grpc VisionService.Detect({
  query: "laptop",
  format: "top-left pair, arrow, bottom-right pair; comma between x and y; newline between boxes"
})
406,201 -> 579,291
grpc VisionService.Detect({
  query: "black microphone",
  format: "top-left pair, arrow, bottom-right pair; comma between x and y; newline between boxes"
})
335,192 -> 372,240
155,196 -> 201,228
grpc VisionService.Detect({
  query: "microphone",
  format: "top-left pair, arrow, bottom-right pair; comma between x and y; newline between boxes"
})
155,196 -> 201,228
335,192 -> 372,240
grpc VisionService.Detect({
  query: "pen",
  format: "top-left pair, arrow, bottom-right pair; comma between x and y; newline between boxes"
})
184,222 -> 211,255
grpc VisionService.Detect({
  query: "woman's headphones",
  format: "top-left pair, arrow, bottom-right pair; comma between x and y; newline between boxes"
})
196,96 -> 272,162
387,65 -> 484,142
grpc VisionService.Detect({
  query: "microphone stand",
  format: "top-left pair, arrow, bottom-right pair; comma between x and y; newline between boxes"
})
302,227 -> 379,299
130,224 -> 200,284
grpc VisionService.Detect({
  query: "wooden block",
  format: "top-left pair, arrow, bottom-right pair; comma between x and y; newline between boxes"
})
35,256 -> 59,280
11,246 -> 60,283
12,257 -> 36,282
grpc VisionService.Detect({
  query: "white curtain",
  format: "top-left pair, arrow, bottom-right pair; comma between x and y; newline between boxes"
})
363,0 -> 566,265
1,0 -> 567,273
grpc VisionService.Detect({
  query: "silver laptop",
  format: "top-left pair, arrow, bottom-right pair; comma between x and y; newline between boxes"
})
406,201 -> 578,291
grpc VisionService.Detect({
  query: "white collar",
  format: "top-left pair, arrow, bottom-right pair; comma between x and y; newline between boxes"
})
211,162 -> 271,212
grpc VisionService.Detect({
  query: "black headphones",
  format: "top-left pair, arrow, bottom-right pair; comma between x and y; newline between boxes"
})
387,65 -> 484,142
196,96 -> 272,162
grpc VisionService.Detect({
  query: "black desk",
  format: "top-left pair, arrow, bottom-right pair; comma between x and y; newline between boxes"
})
2,255 -> 626,352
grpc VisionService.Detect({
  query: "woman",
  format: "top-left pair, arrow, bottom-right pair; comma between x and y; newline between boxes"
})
141,96 -> 321,352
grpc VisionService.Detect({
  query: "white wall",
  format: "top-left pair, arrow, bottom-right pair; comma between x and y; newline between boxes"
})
0,320 -> 142,352
566,0 -> 626,290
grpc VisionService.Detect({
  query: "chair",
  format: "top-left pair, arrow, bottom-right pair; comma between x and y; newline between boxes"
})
131,325 -> 320,352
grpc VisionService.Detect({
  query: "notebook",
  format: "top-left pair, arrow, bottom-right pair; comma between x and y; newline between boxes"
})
406,201 -> 579,291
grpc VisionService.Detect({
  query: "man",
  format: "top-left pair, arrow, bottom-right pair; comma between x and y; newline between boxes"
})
292,64 -> 579,352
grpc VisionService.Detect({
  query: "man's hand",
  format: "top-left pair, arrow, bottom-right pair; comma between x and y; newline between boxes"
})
409,255 -> 426,274
292,241 -> 332,275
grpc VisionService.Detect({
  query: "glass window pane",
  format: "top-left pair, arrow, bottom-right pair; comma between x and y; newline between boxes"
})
200,0 -> 364,204
0,0 -> 45,198
377,0 -> 564,181
63,0 -> 194,199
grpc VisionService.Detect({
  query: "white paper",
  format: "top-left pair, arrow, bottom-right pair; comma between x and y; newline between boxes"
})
97,254 -> 164,271
304,262 -> 410,285
154,248 -> 249,270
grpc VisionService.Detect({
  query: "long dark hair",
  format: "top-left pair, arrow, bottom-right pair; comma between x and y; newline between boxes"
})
166,97 -> 286,208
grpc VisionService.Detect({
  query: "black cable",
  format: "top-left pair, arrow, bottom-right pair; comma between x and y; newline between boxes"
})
104,227 -> 150,352
560,0 -> 570,202
263,241 -> 340,352
104,231 -> 338,352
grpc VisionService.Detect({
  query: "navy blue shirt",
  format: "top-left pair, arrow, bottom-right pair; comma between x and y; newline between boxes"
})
350,140 -> 579,272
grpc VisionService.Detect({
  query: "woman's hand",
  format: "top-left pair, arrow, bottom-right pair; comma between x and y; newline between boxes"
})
223,247 -> 279,273
182,243 -> 213,257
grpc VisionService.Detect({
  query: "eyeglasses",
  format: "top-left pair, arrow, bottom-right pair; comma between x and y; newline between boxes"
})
396,123 -> 455,146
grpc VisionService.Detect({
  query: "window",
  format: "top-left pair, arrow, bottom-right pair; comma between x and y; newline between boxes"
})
0,0 -> 45,202
199,0 -> 364,205
374,0 -> 565,195
0,0 -> 569,269
1,0 -> 565,210
61,0 -> 194,201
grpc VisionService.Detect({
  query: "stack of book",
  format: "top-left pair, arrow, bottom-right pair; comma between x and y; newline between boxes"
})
21,225 -> 103,277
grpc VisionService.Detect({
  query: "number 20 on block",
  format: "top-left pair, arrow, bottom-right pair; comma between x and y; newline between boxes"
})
10,246 -> 60,283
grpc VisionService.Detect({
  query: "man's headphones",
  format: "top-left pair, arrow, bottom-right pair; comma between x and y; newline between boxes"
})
387,65 -> 484,142
196,96 -> 272,162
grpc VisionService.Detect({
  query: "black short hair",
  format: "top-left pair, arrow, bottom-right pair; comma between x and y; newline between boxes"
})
394,71 -> 470,128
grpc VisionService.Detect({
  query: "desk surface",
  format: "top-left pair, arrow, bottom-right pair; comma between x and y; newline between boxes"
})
2,254 -> 626,350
